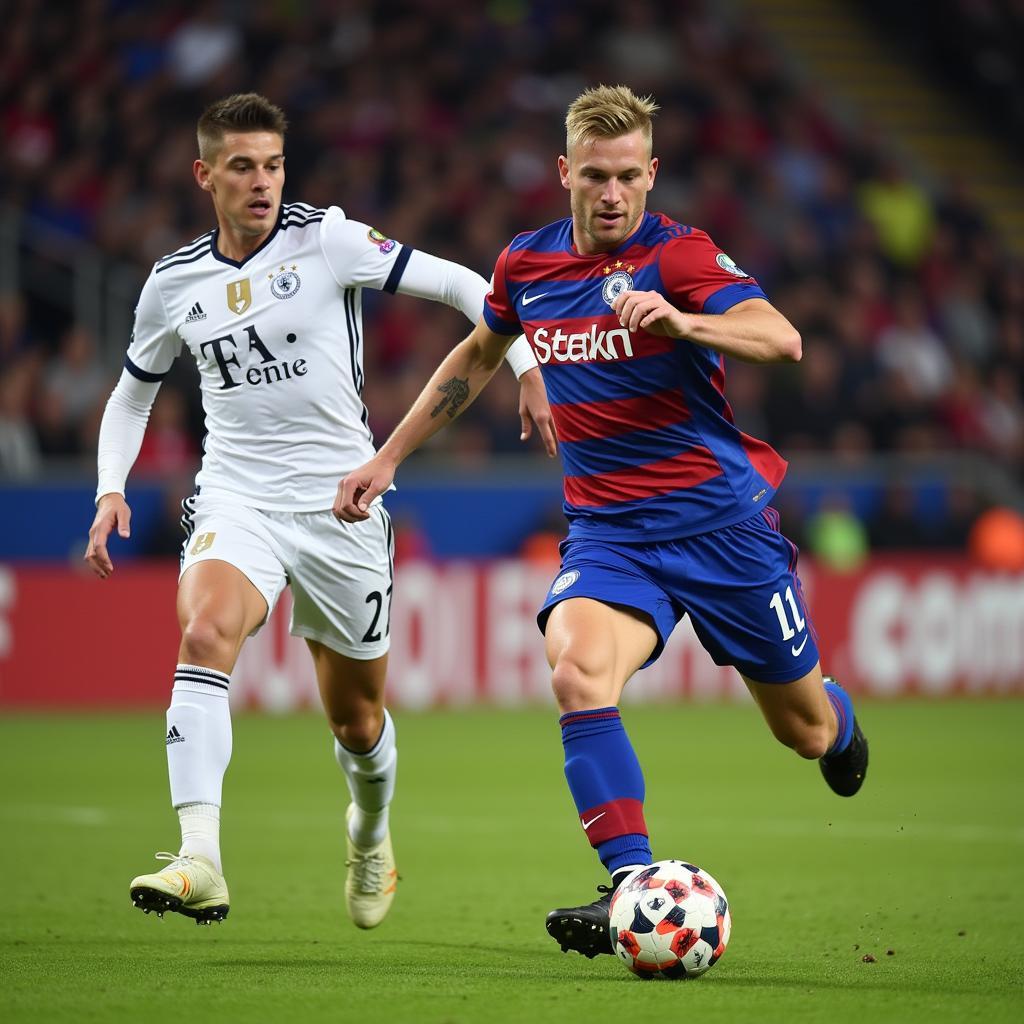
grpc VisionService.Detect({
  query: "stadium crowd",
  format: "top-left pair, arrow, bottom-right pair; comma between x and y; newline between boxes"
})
1,0 -> 1022,554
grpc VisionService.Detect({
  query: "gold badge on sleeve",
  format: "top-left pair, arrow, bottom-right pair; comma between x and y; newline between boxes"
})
190,532 -> 216,556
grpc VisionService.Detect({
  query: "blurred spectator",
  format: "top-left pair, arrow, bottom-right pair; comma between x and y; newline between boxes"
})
0,354 -> 42,477
968,505 -> 1024,571
42,325 -> 110,425
858,158 -> 935,268
875,284 -> 953,403
3,80 -> 57,176
167,7 -> 242,88
33,387 -> 80,459
869,482 -> 928,551
929,482 -> 981,550
937,266 -> 997,364
805,493 -> 869,572
979,363 -> 1024,465
0,293 -> 30,368
766,340 -> 842,451
519,501 -> 567,570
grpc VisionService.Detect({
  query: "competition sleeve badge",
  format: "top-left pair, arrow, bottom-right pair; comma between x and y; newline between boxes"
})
715,252 -> 749,277
227,278 -> 252,315
367,227 -> 396,254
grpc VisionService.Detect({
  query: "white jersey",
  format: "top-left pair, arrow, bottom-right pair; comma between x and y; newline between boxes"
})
127,203 -> 409,510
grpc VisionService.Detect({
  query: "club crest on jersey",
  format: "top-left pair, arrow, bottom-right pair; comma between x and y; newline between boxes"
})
227,278 -> 252,315
552,570 -> 580,595
601,270 -> 634,307
269,265 -> 301,300
367,227 -> 396,254
716,252 -> 748,277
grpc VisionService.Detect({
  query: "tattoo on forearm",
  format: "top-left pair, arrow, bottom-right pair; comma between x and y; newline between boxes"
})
431,376 -> 470,419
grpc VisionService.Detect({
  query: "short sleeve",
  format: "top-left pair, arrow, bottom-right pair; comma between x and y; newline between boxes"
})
124,271 -> 179,382
481,245 -> 521,335
319,207 -> 411,292
659,229 -> 767,315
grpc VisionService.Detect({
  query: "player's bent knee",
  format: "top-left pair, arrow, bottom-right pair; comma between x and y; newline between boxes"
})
550,657 -> 609,713
328,712 -> 384,752
179,616 -> 242,667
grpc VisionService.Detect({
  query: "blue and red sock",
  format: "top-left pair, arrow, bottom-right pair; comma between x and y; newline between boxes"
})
824,680 -> 855,756
559,707 -> 652,875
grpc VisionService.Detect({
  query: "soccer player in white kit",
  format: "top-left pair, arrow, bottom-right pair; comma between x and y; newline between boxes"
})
84,93 -> 555,928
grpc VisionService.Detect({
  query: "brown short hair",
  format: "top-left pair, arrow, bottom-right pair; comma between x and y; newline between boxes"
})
565,85 -> 659,154
197,93 -> 288,161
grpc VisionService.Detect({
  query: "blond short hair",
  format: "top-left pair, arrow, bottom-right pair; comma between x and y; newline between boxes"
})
565,85 -> 659,154
197,93 -> 288,162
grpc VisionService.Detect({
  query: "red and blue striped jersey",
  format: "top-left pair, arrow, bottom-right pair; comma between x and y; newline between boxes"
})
483,211 -> 787,542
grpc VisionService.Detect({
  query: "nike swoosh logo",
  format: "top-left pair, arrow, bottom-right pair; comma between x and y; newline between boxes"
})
521,292 -> 548,306
581,812 -> 606,830
791,636 -> 809,657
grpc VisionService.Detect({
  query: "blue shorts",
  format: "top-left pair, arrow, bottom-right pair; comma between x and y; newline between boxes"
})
537,507 -> 819,684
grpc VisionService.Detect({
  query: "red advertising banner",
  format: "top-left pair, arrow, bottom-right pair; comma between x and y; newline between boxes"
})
1,557 -> 1021,709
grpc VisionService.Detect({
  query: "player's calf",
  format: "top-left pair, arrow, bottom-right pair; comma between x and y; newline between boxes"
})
819,678 -> 868,797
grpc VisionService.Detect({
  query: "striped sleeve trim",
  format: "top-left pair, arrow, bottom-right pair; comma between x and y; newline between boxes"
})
124,355 -> 169,382
382,245 -> 413,293
481,302 -> 522,336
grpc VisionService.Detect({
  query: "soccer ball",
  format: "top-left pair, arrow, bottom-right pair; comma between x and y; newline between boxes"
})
609,859 -> 731,979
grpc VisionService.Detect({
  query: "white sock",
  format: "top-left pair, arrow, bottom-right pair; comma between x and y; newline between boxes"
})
178,802 -> 222,873
334,709 -> 397,848
166,664 -> 232,870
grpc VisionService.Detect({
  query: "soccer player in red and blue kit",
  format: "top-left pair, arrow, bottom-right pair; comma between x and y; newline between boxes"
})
336,85 -> 868,959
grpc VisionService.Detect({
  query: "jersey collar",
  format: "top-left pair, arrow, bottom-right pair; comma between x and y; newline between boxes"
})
210,206 -> 283,269
565,211 -> 653,260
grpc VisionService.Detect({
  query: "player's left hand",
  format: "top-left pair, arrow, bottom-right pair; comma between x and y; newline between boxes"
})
335,455 -> 396,523
613,290 -> 688,337
517,367 -> 557,457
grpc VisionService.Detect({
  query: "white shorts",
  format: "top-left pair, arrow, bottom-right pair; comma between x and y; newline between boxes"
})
178,494 -> 394,659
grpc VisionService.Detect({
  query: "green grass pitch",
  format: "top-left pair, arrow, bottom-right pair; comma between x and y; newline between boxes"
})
1,700 -> 1022,1023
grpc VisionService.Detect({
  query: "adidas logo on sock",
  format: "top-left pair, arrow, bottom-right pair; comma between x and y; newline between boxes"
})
184,302 -> 207,323
166,725 -> 186,745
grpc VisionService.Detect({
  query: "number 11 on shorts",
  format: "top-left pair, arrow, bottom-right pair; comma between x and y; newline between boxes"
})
769,586 -> 806,640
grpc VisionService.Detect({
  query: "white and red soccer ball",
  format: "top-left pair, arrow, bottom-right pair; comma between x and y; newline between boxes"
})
609,859 -> 731,979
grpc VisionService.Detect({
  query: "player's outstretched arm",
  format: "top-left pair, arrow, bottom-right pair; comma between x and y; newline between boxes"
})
335,320 -> 514,522
85,493 -> 132,579
391,252 -> 551,453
